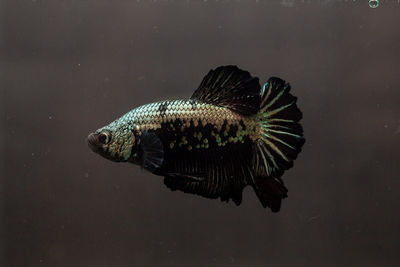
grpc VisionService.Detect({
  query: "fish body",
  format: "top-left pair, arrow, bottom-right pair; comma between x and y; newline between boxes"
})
88,66 -> 305,212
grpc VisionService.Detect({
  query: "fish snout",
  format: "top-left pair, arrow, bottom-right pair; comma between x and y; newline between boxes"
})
87,132 -> 101,152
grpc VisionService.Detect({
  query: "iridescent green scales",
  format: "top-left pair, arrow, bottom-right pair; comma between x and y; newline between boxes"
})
107,99 -> 256,160
89,65 -> 304,212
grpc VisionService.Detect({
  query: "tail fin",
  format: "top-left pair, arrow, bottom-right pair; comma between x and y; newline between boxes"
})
251,77 -> 305,211
191,66 -> 304,212
253,77 -> 305,177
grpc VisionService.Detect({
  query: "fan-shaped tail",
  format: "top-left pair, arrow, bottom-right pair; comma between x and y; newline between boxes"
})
251,77 -> 305,211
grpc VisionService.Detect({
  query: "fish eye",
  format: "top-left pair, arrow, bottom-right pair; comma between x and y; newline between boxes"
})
99,132 -> 110,144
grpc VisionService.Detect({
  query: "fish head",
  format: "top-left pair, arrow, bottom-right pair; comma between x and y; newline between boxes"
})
87,120 -> 136,162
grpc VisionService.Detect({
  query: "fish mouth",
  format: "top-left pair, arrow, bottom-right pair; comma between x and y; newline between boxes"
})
87,132 -> 101,153
87,132 -> 124,162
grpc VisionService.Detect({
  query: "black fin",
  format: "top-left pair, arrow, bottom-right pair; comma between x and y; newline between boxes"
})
163,172 -> 245,206
141,131 -> 164,173
166,173 -> 205,182
254,77 -> 305,178
162,156 -> 251,206
252,176 -> 288,212
191,65 -> 261,115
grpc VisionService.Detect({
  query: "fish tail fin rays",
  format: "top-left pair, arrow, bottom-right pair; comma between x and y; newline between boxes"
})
251,176 -> 288,212
254,77 -> 305,178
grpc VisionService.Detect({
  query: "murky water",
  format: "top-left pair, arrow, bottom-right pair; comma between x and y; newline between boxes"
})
3,1 -> 400,266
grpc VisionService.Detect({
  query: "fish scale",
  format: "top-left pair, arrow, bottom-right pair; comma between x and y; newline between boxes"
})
114,100 -> 246,134
88,65 -> 304,212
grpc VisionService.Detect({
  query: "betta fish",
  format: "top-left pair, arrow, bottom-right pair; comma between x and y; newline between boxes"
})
87,66 -> 304,212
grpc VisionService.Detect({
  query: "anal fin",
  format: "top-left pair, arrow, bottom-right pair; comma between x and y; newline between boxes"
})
163,161 -> 249,206
252,176 -> 288,212
166,173 -> 205,182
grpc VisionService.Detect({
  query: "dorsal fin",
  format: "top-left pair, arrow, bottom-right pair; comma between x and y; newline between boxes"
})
191,65 -> 261,115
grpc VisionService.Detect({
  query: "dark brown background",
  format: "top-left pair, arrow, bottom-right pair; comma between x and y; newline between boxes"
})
2,0 -> 400,266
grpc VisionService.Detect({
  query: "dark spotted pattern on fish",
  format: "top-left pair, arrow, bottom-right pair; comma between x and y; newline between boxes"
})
87,65 -> 305,212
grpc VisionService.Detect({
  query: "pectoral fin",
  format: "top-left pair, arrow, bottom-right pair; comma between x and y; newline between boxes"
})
141,131 -> 164,173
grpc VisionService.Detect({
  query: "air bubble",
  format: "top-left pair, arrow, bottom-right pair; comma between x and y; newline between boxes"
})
368,0 -> 379,8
